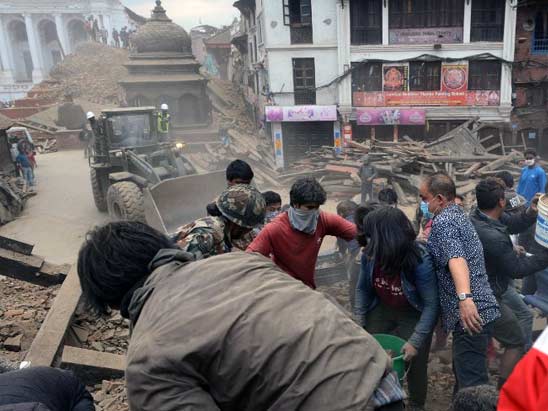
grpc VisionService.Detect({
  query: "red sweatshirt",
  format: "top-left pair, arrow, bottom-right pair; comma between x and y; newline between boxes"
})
247,211 -> 357,288
499,326 -> 548,411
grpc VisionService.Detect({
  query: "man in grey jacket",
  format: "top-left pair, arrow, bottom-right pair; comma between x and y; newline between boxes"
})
77,221 -> 404,411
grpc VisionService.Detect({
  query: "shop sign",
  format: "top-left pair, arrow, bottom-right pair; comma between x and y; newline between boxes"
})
441,63 -> 468,92
343,123 -> 353,146
265,105 -> 338,122
389,27 -> 463,45
353,90 -> 500,107
356,108 -> 426,126
383,64 -> 409,92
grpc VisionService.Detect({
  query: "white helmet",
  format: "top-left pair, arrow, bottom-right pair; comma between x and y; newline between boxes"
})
86,111 -> 95,120
160,103 -> 169,111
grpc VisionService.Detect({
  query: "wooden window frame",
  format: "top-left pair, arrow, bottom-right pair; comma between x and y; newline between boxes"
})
468,61 -> 501,90
409,61 -> 441,91
292,58 -> 316,105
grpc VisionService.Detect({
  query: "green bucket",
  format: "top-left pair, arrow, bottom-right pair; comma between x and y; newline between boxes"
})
373,334 -> 406,382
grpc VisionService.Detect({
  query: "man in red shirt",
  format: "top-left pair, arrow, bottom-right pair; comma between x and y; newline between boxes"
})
247,177 -> 357,288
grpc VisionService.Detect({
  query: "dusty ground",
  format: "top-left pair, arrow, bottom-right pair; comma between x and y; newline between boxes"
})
0,150 -> 109,264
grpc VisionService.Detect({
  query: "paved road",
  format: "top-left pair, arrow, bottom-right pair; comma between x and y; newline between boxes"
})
0,150 -> 108,264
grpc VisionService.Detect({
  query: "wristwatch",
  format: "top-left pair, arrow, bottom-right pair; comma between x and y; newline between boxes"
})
458,293 -> 473,301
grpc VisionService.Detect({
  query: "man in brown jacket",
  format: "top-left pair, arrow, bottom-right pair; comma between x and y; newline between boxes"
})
77,222 -> 403,410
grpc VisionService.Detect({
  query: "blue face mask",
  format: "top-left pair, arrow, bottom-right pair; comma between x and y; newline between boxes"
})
420,201 -> 432,220
265,210 -> 280,223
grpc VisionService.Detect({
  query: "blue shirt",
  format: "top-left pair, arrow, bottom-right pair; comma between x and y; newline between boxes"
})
517,165 -> 546,204
427,204 -> 500,332
16,153 -> 31,168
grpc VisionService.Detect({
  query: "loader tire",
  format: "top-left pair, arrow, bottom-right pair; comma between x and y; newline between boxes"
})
90,168 -> 107,212
106,182 -> 145,222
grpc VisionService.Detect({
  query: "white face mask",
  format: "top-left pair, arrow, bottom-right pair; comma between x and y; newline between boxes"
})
288,207 -> 320,234
525,159 -> 535,167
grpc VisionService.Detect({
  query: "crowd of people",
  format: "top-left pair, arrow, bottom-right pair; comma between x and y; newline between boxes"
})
3,152 -> 548,410
84,15 -> 134,49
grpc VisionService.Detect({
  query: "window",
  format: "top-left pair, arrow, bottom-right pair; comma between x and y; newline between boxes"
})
409,61 -> 441,91
533,11 -> 548,54
389,0 -> 464,29
468,61 -> 501,90
283,0 -> 313,44
352,63 -> 383,92
350,0 -> 382,45
257,14 -> 263,44
526,84 -> 548,106
471,0 -> 505,42
292,58 -> 316,105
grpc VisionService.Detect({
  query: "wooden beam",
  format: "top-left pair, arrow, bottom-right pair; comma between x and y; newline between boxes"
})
61,346 -> 125,383
25,266 -> 81,367
0,235 -> 34,255
0,248 -> 67,286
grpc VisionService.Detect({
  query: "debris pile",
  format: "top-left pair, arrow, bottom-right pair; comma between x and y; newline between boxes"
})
207,77 -> 280,187
92,379 -> 128,411
71,311 -> 129,355
47,42 -> 129,105
281,119 -> 524,203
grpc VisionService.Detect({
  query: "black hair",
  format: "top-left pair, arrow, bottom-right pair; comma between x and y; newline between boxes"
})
378,188 -> 398,206
525,148 -> 537,158
262,191 -> 282,206
494,171 -> 514,189
226,159 -> 254,183
476,178 -> 506,210
206,202 -> 223,217
289,177 -> 327,206
355,202 -> 380,248
450,385 -> 498,411
77,222 -> 176,314
361,207 -> 422,275
423,173 -> 456,201
336,200 -> 358,217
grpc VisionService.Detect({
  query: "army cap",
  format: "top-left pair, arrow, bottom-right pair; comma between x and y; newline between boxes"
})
216,184 -> 266,228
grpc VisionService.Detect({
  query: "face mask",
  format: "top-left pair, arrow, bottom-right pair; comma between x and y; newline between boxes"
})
288,207 -> 320,234
420,201 -> 432,220
265,210 -> 280,222
525,159 -> 535,167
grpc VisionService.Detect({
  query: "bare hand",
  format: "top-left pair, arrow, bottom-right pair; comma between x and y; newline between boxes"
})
514,245 -> 526,256
459,299 -> 483,334
529,193 -> 542,213
402,342 -> 418,361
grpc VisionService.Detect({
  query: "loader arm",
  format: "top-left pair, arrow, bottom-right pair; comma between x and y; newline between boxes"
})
125,150 -> 162,185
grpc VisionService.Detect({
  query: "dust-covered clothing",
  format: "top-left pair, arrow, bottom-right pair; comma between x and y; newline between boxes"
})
0,367 -> 94,411
124,250 -> 396,411
176,216 -> 231,258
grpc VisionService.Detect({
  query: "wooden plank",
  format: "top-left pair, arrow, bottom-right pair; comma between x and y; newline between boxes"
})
463,162 -> 483,177
347,140 -> 369,152
25,266 -> 81,367
0,248 -> 44,281
479,134 -> 496,144
0,235 -> 34,255
477,152 -> 520,174
325,164 -> 359,174
485,143 -> 502,152
61,346 -> 125,380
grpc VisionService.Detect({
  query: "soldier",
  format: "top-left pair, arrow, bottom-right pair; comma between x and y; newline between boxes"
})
176,185 -> 265,259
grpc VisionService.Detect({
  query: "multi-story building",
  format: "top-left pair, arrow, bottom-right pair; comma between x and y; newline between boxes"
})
513,0 -> 548,157
0,0 -> 141,102
234,0 -> 517,168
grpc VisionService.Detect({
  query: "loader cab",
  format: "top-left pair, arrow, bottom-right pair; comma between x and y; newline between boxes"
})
101,107 -> 157,149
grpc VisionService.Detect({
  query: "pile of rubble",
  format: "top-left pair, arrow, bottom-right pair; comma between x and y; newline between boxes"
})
207,77 -> 280,187
46,42 -> 129,105
281,119 -> 524,204
71,310 -> 129,355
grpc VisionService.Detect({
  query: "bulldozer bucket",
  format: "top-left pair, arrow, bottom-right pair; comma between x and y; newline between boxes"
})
143,170 -> 227,236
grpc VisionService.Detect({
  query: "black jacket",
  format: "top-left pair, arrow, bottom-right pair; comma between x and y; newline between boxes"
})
470,207 -> 548,297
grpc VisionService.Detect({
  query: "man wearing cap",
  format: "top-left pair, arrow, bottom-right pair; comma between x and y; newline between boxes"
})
359,155 -> 377,203
176,185 -> 266,259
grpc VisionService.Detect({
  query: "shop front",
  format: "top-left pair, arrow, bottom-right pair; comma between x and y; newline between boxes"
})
265,105 -> 341,169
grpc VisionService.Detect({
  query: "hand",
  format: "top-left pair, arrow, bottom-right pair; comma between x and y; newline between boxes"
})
402,342 -> 418,361
529,193 -> 542,214
514,245 -> 526,256
459,299 -> 483,334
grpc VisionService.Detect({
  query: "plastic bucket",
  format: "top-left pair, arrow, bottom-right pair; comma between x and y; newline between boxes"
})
535,195 -> 548,248
373,333 -> 406,382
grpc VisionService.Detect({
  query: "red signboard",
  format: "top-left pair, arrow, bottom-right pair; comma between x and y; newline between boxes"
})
441,63 -> 468,92
353,90 -> 500,107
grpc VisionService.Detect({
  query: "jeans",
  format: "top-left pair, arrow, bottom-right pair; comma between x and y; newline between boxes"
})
22,167 -> 34,186
501,284 -> 534,350
366,303 -> 432,406
361,182 -> 374,203
452,322 -> 494,392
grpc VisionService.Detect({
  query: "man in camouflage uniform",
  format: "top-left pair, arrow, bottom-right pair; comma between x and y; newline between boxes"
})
176,185 -> 265,259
